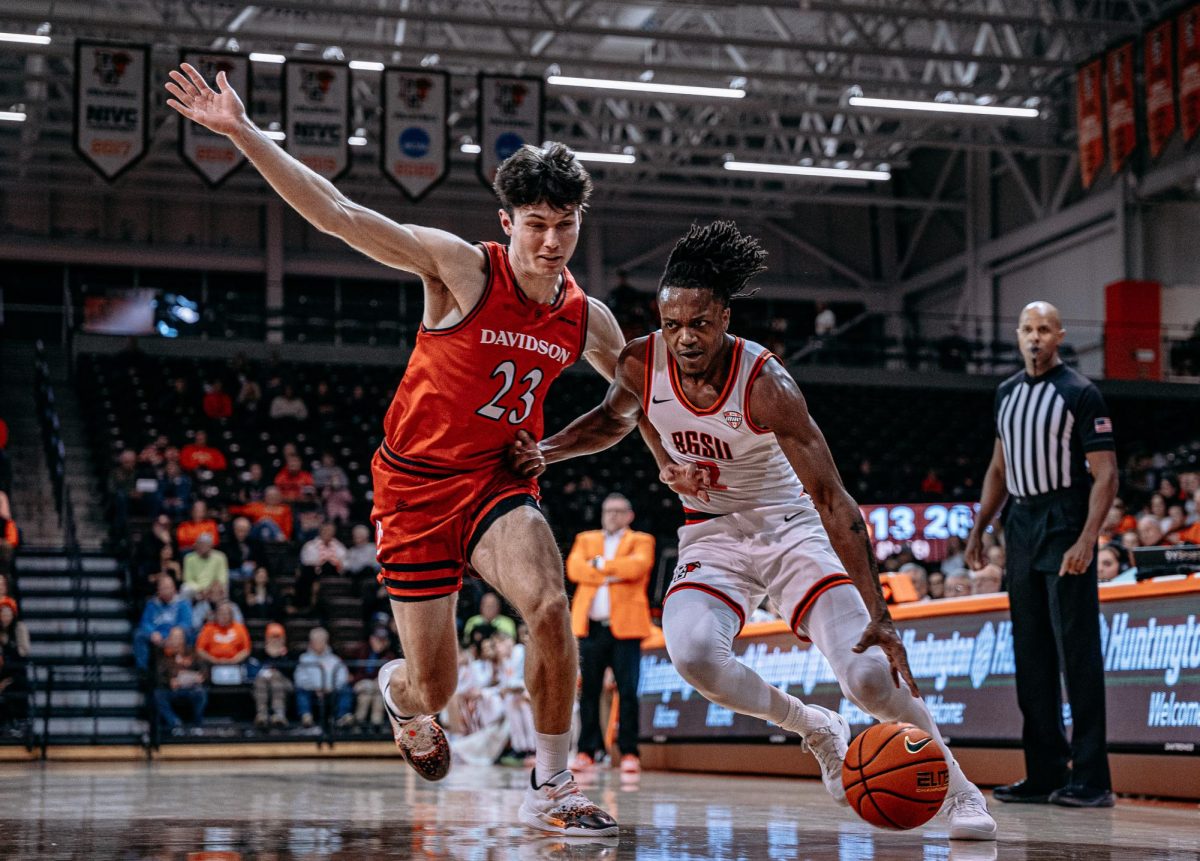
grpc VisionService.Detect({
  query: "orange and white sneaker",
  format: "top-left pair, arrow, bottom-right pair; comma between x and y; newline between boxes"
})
619,755 -> 640,775
569,752 -> 596,771
519,769 -> 619,837
378,659 -> 451,782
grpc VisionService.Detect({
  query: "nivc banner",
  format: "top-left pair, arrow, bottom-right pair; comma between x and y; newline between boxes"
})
381,69 -> 449,202
284,61 -> 350,181
180,50 -> 249,186
1076,58 -> 1106,189
1180,5 -> 1200,142
1105,41 -> 1138,174
1145,20 -> 1177,159
639,590 -> 1200,754
477,74 -> 544,189
74,41 -> 150,182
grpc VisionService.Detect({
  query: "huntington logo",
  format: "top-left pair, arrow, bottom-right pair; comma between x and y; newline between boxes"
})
402,77 -> 433,109
496,82 -> 528,116
301,68 -> 336,101
93,49 -> 132,86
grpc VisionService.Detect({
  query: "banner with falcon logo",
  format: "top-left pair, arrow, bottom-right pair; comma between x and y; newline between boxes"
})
74,41 -> 150,182
381,69 -> 449,202
477,74 -> 544,188
180,50 -> 250,186
284,60 -> 350,181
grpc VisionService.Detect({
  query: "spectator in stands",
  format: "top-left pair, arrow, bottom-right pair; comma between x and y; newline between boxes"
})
1181,473 -> 1199,519
251,622 -> 292,728
108,449 -> 147,533
180,430 -> 227,473
344,524 -> 377,582
154,626 -> 207,734
1174,509 -> 1200,546
148,545 -> 183,595
275,453 -> 314,503
138,434 -> 170,471
236,375 -> 262,425
0,597 -> 30,727
941,537 -> 967,576
295,522 -> 346,614
972,565 -> 1003,595
313,380 -> 338,423
1096,544 -> 1135,584
220,516 -> 260,583
142,514 -> 175,566
166,376 -> 195,418
155,461 -> 192,519
236,462 -> 269,504
192,580 -> 243,630
321,474 -> 353,526
462,592 -> 516,646
943,570 -> 973,598
269,384 -> 309,424
898,563 -> 929,600
920,468 -> 945,499
348,625 -> 397,732
202,379 -> 233,422
294,504 -> 324,546
239,565 -> 284,623
927,570 -> 945,600
1159,475 -> 1184,505
134,576 -> 193,669
1136,515 -> 1165,548
176,500 -> 218,552
1146,493 -> 1168,523
181,533 -> 229,599
1164,504 -> 1188,543
195,601 -> 252,668
293,627 -> 353,728
986,544 -> 1006,572
312,451 -> 348,492
1100,498 -> 1137,544
0,574 -> 14,611
347,384 -> 371,424
814,301 -> 836,337
232,486 -> 292,542
0,493 -> 17,576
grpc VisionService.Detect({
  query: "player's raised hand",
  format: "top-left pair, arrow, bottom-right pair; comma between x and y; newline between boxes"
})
165,63 -> 247,137
659,462 -> 712,502
853,616 -> 920,698
508,430 -> 546,478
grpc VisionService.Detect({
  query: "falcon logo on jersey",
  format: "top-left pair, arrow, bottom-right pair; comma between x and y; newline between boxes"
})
480,329 -> 573,365
671,560 -> 702,584
723,410 -> 743,430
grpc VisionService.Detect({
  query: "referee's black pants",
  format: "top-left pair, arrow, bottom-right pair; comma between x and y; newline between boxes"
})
1005,491 -> 1111,793
577,619 -> 642,759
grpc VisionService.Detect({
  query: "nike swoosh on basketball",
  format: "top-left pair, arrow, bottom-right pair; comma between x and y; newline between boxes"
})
651,396 -> 672,404
904,736 -> 934,754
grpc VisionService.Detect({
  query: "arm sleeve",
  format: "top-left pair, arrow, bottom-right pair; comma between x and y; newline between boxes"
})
602,533 -> 656,583
565,534 -> 605,586
1074,384 -> 1116,452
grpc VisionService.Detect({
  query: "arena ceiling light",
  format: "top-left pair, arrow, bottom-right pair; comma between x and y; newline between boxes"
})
724,160 -> 890,181
574,151 -> 636,164
0,32 -> 51,45
460,143 -> 482,154
547,75 -> 745,99
848,95 -> 1039,118
348,60 -> 385,72
348,135 -> 367,146
0,110 -> 27,123
249,52 -> 286,64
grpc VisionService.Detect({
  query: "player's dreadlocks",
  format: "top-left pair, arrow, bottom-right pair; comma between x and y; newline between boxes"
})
659,220 -> 768,305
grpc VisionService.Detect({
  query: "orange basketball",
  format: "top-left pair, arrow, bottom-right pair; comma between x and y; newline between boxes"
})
842,722 -> 948,830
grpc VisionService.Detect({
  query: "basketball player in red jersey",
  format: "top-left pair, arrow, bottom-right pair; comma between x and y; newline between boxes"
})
167,64 -> 640,836
512,222 -> 997,840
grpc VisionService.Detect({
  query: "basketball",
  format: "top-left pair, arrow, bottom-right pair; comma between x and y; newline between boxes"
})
842,722 -> 949,830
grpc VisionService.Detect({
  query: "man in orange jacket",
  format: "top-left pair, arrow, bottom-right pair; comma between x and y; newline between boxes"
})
566,493 -> 654,774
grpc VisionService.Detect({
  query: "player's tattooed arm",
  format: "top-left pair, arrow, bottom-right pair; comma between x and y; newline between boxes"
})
749,360 -> 920,696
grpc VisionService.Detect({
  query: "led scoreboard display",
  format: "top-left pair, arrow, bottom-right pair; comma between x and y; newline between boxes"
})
861,502 -> 982,562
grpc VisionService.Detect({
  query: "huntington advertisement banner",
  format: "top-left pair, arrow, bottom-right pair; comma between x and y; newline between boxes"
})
477,74 -> 544,188
1181,5 -> 1200,143
381,69 -> 449,202
284,61 -> 350,181
1076,58 -> 1106,188
74,41 -> 150,182
1105,41 -> 1138,174
180,51 -> 249,186
1145,21 -> 1177,159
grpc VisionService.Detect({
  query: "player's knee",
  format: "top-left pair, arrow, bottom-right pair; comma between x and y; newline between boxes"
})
523,592 -> 571,639
666,633 -> 729,695
841,656 -> 897,717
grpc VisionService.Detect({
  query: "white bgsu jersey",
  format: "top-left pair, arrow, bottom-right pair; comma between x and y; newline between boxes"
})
643,332 -> 804,516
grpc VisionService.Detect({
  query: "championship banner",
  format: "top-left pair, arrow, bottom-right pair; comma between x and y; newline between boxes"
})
1105,41 -> 1137,174
1145,21 -> 1177,160
477,74 -> 544,189
1076,58 -> 1106,188
283,61 -> 350,181
1180,5 -> 1200,142
180,51 -> 249,186
74,41 -> 150,182
381,69 -> 449,202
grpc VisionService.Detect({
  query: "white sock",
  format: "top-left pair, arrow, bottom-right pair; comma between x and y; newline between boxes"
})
778,695 -> 831,736
535,731 -> 571,785
382,676 -> 414,722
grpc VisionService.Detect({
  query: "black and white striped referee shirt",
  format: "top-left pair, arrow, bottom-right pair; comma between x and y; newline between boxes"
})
993,363 -> 1115,500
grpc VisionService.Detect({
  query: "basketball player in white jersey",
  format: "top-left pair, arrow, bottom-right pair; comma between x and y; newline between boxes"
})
512,221 -> 997,840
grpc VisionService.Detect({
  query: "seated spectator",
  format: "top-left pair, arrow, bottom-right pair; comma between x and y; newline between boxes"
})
313,381 -> 338,425
275,454 -> 314,503
300,522 -> 347,577
943,571 -> 973,598
134,577 -> 193,670
322,474 -> 353,526
269,385 -> 309,424
202,380 -> 233,422
462,592 -> 517,646
239,565 -> 284,623
108,449 -> 150,530
293,627 -> 353,728
141,514 -> 175,569
986,545 -> 1005,570
312,452 -> 349,492
1097,544 -> 1138,585
156,461 -> 193,519
192,580 -> 244,630
940,537 -> 967,577
0,493 -> 17,575
236,462 -> 269,504
344,524 -> 377,581
181,533 -> 229,599
236,376 -> 262,424
1163,504 -> 1188,543
971,564 -> 1003,595
294,504 -> 324,546
221,516 -> 262,583
1136,515 -> 1166,548
347,625 -> 397,732
927,570 -> 945,599
154,626 -> 207,734
0,597 -> 31,727
180,430 -> 227,473
231,486 -> 293,542
920,469 -> 944,498
1100,498 -> 1138,543
138,434 -> 170,470
1174,514 -> 1200,546
898,563 -> 929,600
494,631 -> 535,761
195,601 -> 252,669
137,544 -> 182,599
250,622 -> 292,728
0,574 -> 14,610
177,500 -> 219,552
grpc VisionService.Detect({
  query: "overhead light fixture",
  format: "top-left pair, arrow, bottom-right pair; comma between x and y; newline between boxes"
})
0,110 -> 27,122
348,136 -> 367,146
724,161 -> 890,181
574,151 -> 636,164
263,129 -> 286,141
461,143 -> 481,154
547,75 -> 745,99
249,52 -> 286,64
349,60 -> 385,72
0,32 -> 51,45
848,95 -> 1039,118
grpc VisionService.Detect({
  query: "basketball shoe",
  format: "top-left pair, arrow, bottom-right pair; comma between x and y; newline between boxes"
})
799,704 -> 851,804
519,769 -> 619,837
942,787 -> 998,840
378,659 -> 451,781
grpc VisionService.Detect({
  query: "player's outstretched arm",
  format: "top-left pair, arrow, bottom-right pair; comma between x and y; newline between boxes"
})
164,63 -> 483,292
748,361 -> 919,697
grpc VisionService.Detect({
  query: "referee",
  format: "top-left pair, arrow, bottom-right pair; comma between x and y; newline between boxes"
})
966,301 -> 1118,809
